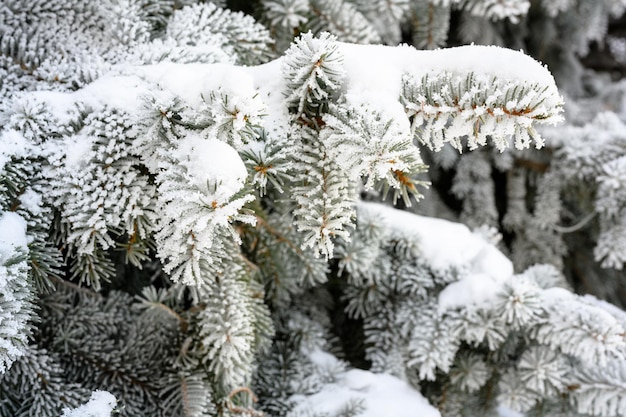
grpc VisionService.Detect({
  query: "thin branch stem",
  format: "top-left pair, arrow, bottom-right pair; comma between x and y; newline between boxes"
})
553,212 -> 596,233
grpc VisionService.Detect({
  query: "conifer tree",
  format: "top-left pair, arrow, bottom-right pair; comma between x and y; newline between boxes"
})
1,1 -> 626,417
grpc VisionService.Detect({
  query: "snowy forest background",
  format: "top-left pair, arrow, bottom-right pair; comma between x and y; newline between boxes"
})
3,0 -> 626,416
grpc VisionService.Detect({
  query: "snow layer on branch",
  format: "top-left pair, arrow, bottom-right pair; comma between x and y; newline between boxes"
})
289,349 -> 441,417
359,202 -> 513,309
138,62 -> 258,109
69,74 -> 150,115
338,43 -> 560,121
24,42 -> 561,281
33,43 -> 560,151
19,39 -> 556,132
174,135 -> 247,197
359,201 -> 483,270
60,390 -> 117,417
0,130 -> 30,173
0,212 -> 28,257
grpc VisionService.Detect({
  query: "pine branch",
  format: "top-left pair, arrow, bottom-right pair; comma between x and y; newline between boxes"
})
166,3 -> 274,65
401,71 -> 563,152
569,362 -> 626,417
0,215 -> 34,374
307,0 -> 381,44
282,31 -> 345,120
290,127 -> 355,259
410,1 -> 451,50
322,104 -> 428,206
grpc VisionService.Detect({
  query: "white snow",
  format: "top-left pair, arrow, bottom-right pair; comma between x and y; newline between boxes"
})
137,62 -> 258,108
470,242 -> 514,281
0,212 -> 28,265
358,201 -> 514,310
18,188 -> 43,216
59,134 -> 94,170
337,43 -> 559,126
174,134 -> 247,197
29,91 -> 79,125
0,130 -> 30,173
497,405 -> 525,417
438,273 -> 502,309
75,74 -> 150,115
60,391 -> 117,417
438,243 -> 516,309
360,201 -> 486,269
292,349 -> 441,417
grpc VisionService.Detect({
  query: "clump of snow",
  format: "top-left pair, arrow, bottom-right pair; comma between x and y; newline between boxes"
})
246,59 -> 291,139
438,273 -> 502,309
55,134 -> 94,170
0,130 -> 30,173
29,90 -> 82,125
438,244 -> 516,310
174,134 -> 247,198
360,201 -> 488,270
0,212 -> 28,264
498,405 -> 525,417
76,74 -> 151,115
18,189 -> 44,216
342,43 -> 557,89
358,202 -> 514,310
467,234 -> 514,281
292,349 -> 440,417
60,391 -> 117,417
137,62 -> 258,108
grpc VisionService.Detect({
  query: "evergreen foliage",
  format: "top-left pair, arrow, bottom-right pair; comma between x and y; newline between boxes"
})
1,1 -> 626,417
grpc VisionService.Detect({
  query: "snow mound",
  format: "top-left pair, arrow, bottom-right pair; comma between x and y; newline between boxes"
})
60,391 -> 117,417
291,349 -> 440,417
359,202 -> 514,310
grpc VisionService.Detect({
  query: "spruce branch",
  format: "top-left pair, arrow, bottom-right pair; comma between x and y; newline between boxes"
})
166,3 -> 274,65
307,0 -> 381,44
0,220 -> 33,374
242,138 -> 291,197
252,213 -> 329,300
290,128 -> 355,259
410,1 -> 451,50
153,134 -> 255,286
322,104 -> 429,206
401,71 -> 563,152
569,362 -> 626,417
226,386 -> 264,417
283,31 -> 345,120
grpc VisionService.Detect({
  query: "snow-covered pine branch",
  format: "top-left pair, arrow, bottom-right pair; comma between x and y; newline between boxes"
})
401,70 -> 563,152
1,22 -> 568,415
340,202 -> 626,417
322,104 -> 428,206
0,212 -> 33,374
